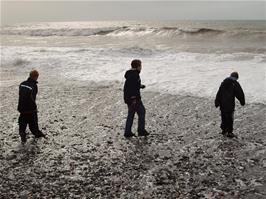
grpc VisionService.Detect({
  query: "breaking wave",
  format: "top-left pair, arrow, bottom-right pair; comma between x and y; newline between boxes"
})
162,27 -> 224,34
0,27 -> 119,37
2,25 -> 264,40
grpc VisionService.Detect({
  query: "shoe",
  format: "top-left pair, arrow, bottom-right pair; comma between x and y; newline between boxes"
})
138,130 -> 149,137
227,132 -> 237,138
124,132 -> 136,138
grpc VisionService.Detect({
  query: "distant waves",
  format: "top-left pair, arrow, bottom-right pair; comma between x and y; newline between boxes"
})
2,25 -> 265,41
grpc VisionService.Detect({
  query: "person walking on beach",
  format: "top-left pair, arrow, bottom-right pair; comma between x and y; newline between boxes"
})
18,70 -> 45,143
215,72 -> 245,138
123,59 -> 149,138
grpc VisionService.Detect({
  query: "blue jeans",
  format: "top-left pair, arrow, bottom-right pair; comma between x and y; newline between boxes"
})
125,101 -> 146,134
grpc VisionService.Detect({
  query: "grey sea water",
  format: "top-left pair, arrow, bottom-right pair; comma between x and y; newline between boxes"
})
1,20 -> 266,103
1,20 -> 266,53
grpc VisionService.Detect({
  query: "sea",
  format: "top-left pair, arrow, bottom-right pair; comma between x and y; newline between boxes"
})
1,21 -> 265,103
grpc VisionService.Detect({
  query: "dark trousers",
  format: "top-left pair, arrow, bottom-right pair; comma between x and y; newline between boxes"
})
220,111 -> 234,133
19,112 -> 42,139
125,101 -> 146,134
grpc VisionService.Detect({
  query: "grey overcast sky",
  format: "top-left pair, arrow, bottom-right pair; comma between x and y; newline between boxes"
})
1,1 -> 265,25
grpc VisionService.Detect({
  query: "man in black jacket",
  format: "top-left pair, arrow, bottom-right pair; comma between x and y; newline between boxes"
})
18,70 -> 45,143
215,72 -> 245,138
123,59 -> 149,138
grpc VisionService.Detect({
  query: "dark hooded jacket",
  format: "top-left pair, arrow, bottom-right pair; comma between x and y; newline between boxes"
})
18,78 -> 38,113
215,77 -> 245,112
123,69 -> 142,104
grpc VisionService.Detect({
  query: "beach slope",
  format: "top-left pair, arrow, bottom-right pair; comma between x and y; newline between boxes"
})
0,70 -> 265,199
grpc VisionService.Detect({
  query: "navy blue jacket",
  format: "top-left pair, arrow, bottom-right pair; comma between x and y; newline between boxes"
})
123,70 -> 142,104
18,78 -> 38,113
215,77 -> 245,112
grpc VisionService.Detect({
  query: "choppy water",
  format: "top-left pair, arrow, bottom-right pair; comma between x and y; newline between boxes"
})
1,21 -> 266,103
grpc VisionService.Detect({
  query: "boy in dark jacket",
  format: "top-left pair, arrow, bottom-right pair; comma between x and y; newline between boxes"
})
18,70 -> 45,143
123,59 -> 149,138
215,72 -> 245,138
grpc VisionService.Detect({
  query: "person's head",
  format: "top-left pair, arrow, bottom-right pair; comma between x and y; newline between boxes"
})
131,59 -> 142,72
230,72 -> 239,80
29,70 -> 39,81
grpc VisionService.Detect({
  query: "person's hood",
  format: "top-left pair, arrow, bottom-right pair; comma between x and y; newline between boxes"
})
228,76 -> 237,81
224,76 -> 237,83
124,69 -> 139,79
223,76 -> 236,88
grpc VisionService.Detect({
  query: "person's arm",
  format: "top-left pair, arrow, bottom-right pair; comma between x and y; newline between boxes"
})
234,82 -> 245,106
128,74 -> 140,96
18,84 -> 35,113
215,84 -> 222,108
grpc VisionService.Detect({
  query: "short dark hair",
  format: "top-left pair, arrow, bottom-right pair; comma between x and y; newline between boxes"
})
131,59 -> 141,69
230,72 -> 239,79
30,70 -> 39,78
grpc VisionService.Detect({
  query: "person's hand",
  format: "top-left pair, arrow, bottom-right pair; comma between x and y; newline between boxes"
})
140,84 -> 146,89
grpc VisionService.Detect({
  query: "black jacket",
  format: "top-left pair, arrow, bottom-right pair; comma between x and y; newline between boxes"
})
215,77 -> 245,112
123,70 -> 142,104
18,78 -> 38,113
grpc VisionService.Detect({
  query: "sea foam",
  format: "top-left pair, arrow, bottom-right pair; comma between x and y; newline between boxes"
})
1,21 -> 265,103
